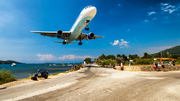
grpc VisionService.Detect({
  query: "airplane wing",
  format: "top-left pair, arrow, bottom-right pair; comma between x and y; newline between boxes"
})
75,33 -> 104,41
30,31 -> 71,40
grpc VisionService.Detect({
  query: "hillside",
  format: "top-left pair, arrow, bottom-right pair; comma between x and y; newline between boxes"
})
152,45 -> 180,55
0,60 -> 22,64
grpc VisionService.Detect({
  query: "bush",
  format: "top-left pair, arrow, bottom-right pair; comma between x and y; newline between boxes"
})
133,58 -> 155,65
0,68 -> 16,84
73,64 -> 83,71
100,59 -> 117,66
175,60 -> 180,64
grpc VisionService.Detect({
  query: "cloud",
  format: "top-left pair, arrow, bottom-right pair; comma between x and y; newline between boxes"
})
144,20 -> 149,22
160,3 -> 180,14
110,39 -> 129,48
110,40 -> 119,46
37,54 -> 56,61
152,18 -> 157,20
148,11 -> 156,16
37,54 -> 95,61
58,55 -> 76,60
143,46 -> 172,54
119,39 -> 129,48
145,3 -> 180,23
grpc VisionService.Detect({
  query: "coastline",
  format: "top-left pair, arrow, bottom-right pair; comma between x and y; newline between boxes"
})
0,70 -> 71,90
0,63 -> 84,90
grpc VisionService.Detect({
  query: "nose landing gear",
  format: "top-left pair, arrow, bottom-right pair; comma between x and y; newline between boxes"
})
63,40 -> 66,44
85,20 -> 90,31
78,34 -> 82,45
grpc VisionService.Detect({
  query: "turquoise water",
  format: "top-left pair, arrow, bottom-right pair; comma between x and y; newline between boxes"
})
0,64 -> 78,79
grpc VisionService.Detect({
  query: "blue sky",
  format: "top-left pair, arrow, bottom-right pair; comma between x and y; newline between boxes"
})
0,0 -> 180,63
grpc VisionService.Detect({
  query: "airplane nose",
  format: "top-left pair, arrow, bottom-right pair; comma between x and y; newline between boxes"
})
89,7 -> 97,17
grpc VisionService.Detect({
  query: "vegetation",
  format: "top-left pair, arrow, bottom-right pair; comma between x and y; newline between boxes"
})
152,45 -> 180,56
73,64 -> 83,70
94,50 -> 180,66
0,68 -> 16,84
0,60 -> 21,64
84,58 -> 92,64
26,73 -> 41,79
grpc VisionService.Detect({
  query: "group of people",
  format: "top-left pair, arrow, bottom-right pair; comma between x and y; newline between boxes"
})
113,62 -> 124,70
153,60 -> 165,72
170,60 -> 175,66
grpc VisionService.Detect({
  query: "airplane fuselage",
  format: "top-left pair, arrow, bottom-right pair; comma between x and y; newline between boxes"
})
66,6 -> 97,44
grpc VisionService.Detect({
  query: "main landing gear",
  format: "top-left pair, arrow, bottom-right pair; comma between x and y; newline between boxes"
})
78,34 -> 82,45
78,42 -> 82,45
85,20 -> 90,31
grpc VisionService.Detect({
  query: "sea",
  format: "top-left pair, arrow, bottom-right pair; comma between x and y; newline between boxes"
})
0,63 -> 79,79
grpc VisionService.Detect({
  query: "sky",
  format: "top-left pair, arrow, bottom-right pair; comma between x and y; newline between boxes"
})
0,0 -> 180,63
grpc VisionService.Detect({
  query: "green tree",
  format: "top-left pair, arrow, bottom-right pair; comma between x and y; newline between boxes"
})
117,54 -> 121,57
143,52 -> 148,58
158,52 -> 161,58
131,54 -> 139,59
122,54 -> 128,61
106,55 -> 115,60
164,52 -> 168,58
84,58 -> 91,64
129,54 -> 132,59
99,54 -> 106,60
115,57 -> 124,64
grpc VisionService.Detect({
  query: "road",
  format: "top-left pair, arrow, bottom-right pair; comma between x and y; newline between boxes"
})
0,65 -> 180,101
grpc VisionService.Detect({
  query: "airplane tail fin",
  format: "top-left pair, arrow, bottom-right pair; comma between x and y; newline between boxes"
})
54,41 -> 76,44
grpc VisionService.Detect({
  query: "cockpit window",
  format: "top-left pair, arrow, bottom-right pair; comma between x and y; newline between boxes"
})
85,6 -> 92,9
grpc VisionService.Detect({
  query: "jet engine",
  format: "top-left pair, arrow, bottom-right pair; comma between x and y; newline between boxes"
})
87,32 -> 94,40
56,30 -> 63,38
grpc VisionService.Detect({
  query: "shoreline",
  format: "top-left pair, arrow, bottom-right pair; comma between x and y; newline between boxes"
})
0,64 -> 84,89
0,70 -> 72,90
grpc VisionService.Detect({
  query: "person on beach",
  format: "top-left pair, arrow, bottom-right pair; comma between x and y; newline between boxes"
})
153,62 -> 159,71
172,60 -> 175,66
158,61 -> 161,66
129,62 -> 131,66
120,62 -> 123,70
160,60 -> 165,72
113,64 -> 116,69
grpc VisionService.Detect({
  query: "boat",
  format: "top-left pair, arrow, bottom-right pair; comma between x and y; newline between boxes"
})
68,63 -> 72,66
62,63 -> 65,66
11,63 -> 16,66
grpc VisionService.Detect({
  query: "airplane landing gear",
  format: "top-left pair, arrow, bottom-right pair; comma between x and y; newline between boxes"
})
63,40 -> 66,44
85,20 -> 90,31
78,42 -> 82,45
85,27 -> 89,31
78,34 -> 82,45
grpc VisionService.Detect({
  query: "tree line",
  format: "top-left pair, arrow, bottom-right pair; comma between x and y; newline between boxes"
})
84,52 -> 180,65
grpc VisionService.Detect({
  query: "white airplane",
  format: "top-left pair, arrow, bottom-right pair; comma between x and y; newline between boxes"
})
30,6 -> 104,45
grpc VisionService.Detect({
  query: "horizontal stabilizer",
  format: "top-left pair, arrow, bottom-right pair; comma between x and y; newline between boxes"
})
54,41 -> 76,44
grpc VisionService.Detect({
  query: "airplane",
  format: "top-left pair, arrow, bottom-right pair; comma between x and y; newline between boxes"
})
30,6 -> 104,45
